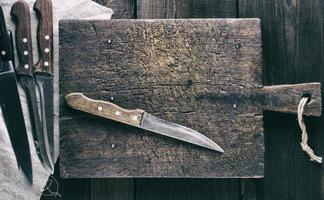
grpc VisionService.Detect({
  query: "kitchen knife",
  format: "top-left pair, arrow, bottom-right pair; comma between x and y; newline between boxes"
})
11,0 -> 54,172
0,5 -> 32,183
65,93 -> 224,152
33,0 -> 55,163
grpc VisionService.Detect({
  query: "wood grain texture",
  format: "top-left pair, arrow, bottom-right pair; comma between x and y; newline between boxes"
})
239,0 -> 324,199
137,0 -> 237,19
262,83 -> 321,116
134,1 -> 243,199
60,18 -> 264,178
95,0 -> 136,19
136,179 -> 239,200
42,163 -> 134,200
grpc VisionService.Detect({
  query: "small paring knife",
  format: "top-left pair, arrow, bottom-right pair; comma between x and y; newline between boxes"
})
65,93 -> 224,153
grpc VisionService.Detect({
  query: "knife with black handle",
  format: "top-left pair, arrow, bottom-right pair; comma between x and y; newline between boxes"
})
0,5 -> 32,183
34,0 -> 55,163
11,0 -> 54,172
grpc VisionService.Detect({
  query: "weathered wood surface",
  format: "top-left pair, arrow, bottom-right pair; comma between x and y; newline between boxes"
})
59,18 -> 320,178
95,0 -> 136,19
137,0 -> 237,19
59,18 -> 264,178
135,1 -> 245,200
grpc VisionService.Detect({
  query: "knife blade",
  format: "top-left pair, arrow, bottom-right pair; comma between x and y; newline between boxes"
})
0,6 -> 32,183
33,0 -> 55,163
11,0 -> 54,172
65,93 -> 224,152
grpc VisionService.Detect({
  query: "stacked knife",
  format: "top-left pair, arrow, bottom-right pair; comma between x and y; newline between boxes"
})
0,0 -> 54,184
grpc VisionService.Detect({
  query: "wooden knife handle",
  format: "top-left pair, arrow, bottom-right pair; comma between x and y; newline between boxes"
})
33,0 -> 53,74
0,6 -> 13,62
11,0 -> 34,76
65,93 -> 145,127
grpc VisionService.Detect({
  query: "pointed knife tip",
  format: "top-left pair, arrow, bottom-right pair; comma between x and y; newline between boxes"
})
21,166 -> 33,185
210,144 -> 224,153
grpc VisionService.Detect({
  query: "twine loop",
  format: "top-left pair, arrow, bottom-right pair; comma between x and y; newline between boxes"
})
42,175 -> 62,198
298,97 -> 322,163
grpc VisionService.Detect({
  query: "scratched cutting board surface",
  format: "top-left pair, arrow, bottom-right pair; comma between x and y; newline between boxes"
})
59,19 -> 321,178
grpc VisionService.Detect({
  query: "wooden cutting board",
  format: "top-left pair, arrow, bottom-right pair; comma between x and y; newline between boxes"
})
59,19 -> 321,178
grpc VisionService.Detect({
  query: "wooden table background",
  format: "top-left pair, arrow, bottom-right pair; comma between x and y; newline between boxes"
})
42,0 -> 324,199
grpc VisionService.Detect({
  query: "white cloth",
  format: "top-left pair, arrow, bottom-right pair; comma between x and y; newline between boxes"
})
0,0 -> 112,199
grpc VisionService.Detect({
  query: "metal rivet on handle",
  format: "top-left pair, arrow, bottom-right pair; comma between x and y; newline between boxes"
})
23,38 -> 28,43
1,51 -> 6,56
24,64 -> 29,69
131,115 -> 138,121
115,111 -> 121,116
45,35 -> 50,40
24,51 -> 28,55
45,48 -> 50,53
44,61 -> 49,66
97,106 -> 103,111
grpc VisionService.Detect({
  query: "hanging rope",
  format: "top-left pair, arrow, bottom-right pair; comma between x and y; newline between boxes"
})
298,97 -> 322,163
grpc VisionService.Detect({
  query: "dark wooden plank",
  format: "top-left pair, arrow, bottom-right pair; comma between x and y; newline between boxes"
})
137,0 -> 237,19
59,18 -> 265,178
239,0 -> 324,199
135,179 -> 239,200
89,179 -> 134,200
93,0 -> 136,19
41,162 -> 134,200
